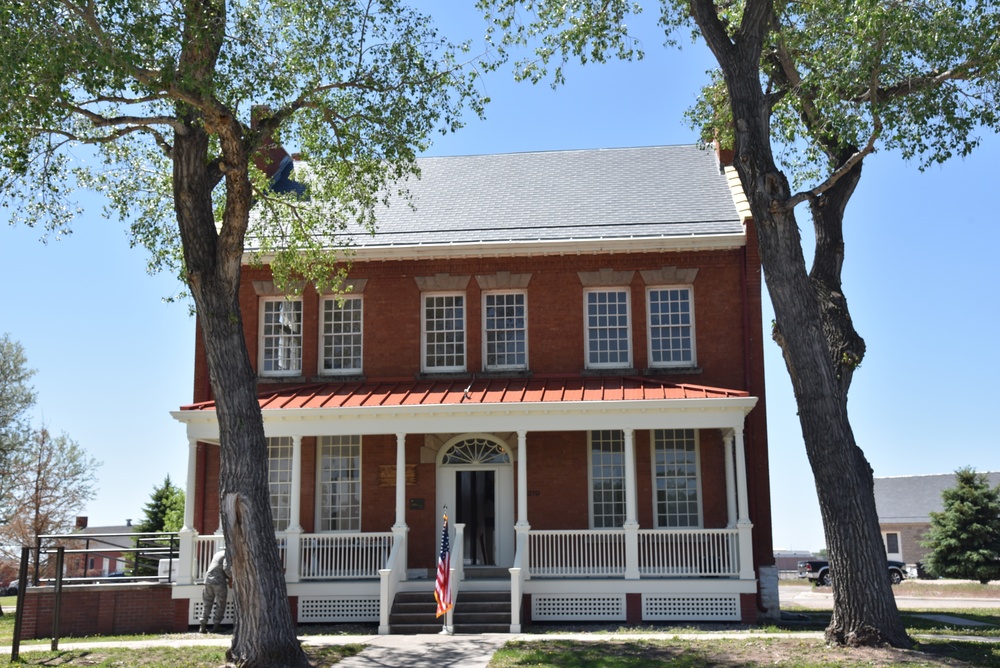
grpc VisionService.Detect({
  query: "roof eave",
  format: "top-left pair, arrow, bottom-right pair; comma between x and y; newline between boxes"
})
243,232 -> 747,264
171,395 -> 758,441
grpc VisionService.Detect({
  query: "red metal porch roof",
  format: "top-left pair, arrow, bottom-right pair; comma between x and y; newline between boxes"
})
180,376 -> 749,412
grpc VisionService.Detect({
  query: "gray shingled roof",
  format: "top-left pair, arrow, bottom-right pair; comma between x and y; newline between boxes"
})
875,472 -> 1000,524
343,145 -> 744,248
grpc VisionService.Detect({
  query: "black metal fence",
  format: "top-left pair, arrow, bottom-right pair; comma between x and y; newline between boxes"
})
8,531 -> 180,662
30,531 -> 180,586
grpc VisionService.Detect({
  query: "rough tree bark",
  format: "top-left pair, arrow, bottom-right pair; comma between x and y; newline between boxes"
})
173,119 -> 309,666
690,0 -> 911,647
170,1 -> 309,665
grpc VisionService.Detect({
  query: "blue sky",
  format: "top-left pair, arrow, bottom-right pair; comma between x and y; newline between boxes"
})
2,3 -> 998,551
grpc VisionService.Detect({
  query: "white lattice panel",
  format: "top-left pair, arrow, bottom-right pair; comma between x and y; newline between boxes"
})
531,594 -> 626,621
298,596 -> 380,622
189,599 -> 235,625
643,595 -> 740,621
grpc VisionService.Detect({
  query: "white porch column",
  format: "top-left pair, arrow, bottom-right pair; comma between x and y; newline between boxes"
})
289,435 -> 303,532
182,439 -> 198,532
732,427 -> 755,579
622,428 -> 640,580
177,438 -> 198,585
394,433 -> 408,529
516,430 -> 529,528
284,435 -> 304,583
514,430 -> 531,588
392,433 -> 409,577
723,431 -> 737,528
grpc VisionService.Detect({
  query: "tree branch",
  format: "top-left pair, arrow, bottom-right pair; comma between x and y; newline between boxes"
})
852,60 -> 979,103
59,101 -> 188,136
783,118 -> 880,210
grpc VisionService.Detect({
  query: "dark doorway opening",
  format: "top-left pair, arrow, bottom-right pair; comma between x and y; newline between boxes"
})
455,470 -> 496,566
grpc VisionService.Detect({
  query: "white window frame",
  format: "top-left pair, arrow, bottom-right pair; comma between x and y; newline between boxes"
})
650,429 -> 703,528
583,288 -> 632,369
316,435 -> 362,532
588,430 -> 626,529
259,297 -> 303,377
267,437 -> 293,532
421,291 -> 466,372
646,286 -> 697,368
883,531 -> 902,559
319,295 -> 363,375
482,290 -> 528,371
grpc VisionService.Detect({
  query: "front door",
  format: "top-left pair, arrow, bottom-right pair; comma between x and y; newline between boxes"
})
456,470 -> 496,566
435,434 -> 515,568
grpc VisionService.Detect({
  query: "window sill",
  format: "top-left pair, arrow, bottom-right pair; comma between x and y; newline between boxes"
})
641,366 -> 703,376
477,370 -> 533,379
581,367 -> 638,377
257,375 -> 308,384
416,371 -> 473,381
310,374 -> 367,384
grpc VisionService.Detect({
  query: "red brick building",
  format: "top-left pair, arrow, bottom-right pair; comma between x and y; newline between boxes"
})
170,145 -> 776,632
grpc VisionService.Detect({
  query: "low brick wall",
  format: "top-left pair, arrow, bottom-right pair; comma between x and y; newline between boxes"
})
19,584 -> 189,640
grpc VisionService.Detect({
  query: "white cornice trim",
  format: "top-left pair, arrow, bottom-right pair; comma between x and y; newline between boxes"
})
244,233 -> 747,265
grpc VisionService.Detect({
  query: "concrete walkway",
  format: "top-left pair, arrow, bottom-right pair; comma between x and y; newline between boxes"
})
11,627 -> 1000,667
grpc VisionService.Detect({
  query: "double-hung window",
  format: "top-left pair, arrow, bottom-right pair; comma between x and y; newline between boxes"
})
584,289 -> 631,368
423,292 -> 466,372
260,297 -> 303,376
320,296 -> 363,374
318,435 -> 361,531
483,291 -> 527,370
647,287 -> 696,367
589,430 -> 626,528
652,429 -> 700,528
267,437 -> 293,531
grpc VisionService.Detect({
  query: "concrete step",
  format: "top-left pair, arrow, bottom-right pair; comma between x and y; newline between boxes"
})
453,590 -> 510,634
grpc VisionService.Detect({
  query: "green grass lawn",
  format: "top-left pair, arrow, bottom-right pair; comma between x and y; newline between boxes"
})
3,585 -> 999,667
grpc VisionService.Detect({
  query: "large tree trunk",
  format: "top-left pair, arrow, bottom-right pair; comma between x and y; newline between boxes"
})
690,0 -> 910,647
173,120 -> 309,666
169,1 -> 309,664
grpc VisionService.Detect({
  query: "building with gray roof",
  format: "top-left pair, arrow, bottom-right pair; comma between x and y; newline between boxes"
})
874,472 -> 1000,565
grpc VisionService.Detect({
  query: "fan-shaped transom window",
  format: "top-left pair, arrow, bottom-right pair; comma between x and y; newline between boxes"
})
441,437 -> 510,465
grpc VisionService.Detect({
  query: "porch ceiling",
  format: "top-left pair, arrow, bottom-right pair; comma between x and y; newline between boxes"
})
173,376 -> 757,440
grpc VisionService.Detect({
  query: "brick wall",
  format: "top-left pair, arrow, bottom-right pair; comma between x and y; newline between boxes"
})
740,592 -> 758,624
194,250 -> 756,399
186,243 -> 772,580
882,523 -> 931,564
19,585 -> 189,640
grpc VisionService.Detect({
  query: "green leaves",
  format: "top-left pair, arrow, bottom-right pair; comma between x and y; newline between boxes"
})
479,0 -> 649,85
767,0 -> 1000,176
0,0 -> 486,293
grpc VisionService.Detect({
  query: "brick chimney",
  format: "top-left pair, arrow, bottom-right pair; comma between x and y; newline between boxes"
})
75,516 -> 88,529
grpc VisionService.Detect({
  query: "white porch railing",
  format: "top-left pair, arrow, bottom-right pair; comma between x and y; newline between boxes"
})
192,534 -> 287,582
638,528 -> 739,577
528,530 -> 626,577
526,528 -> 741,579
189,527 -> 740,585
192,535 -> 225,582
299,533 -> 394,579
378,532 -> 407,635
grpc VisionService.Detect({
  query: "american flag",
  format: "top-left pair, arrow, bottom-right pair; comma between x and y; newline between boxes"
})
434,512 -> 453,618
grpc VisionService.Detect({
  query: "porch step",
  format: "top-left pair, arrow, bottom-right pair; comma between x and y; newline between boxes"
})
464,566 -> 509,579
452,590 -> 510,634
388,591 -> 443,635
388,590 -> 511,634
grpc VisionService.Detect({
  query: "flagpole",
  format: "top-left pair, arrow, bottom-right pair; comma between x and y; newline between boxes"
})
435,506 -> 454,635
